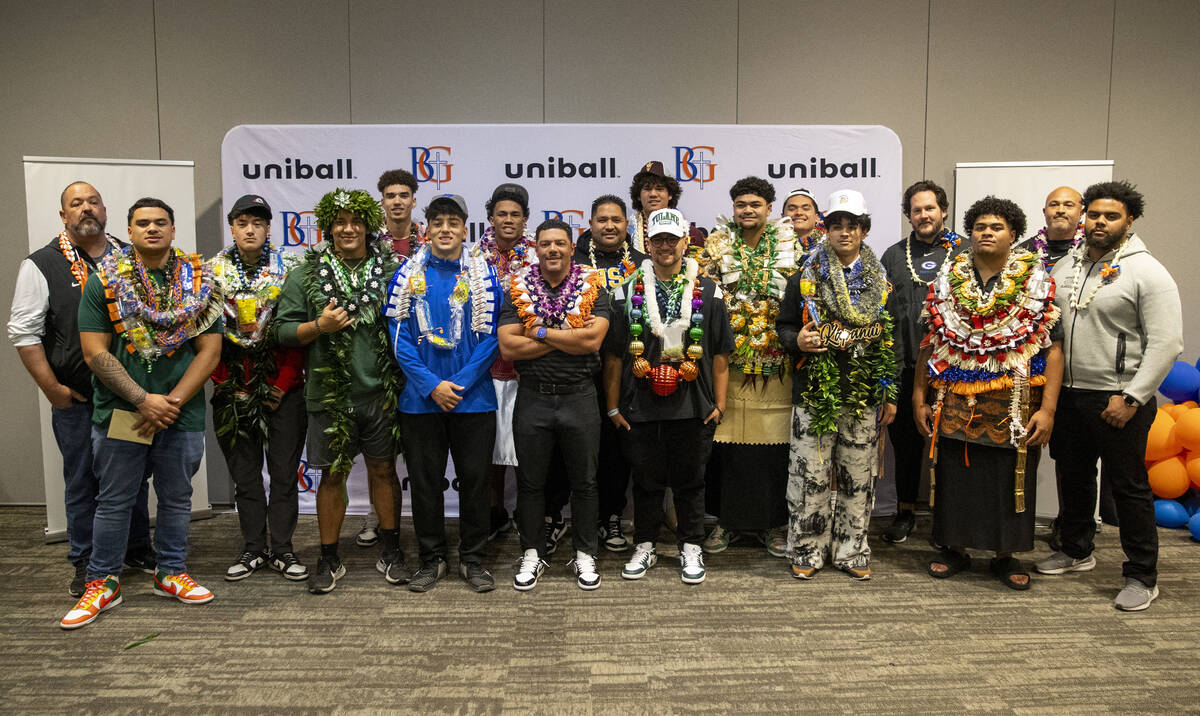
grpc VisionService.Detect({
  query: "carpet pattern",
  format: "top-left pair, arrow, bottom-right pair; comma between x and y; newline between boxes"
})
1,506 -> 1198,714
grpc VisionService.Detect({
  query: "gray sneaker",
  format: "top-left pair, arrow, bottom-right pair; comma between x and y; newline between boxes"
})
459,562 -> 495,593
1034,551 -> 1097,575
1114,578 -> 1158,612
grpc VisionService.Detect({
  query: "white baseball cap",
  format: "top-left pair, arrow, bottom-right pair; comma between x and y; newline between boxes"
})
647,208 -> 688,238
825,189 -> 868,217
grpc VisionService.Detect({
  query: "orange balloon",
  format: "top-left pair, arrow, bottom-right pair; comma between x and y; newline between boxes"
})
1148,456 -> 1190,498
1163,403 -> 1186,419
1145,410 -> 1181,462
1188,453 -> 1200,490
1181,401 -> 1199,410
1174,409 -> 1200,452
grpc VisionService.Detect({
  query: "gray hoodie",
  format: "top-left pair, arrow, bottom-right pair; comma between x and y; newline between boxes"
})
1050,234 -> 1182,404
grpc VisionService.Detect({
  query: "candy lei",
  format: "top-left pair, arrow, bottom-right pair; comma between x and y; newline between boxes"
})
698,218 -> 797,376
627,258 -> 704,396
386,243 -> 494,349
476,227 -> 534,284
511,262 -> 603,330
98,246 -> 221,364
922,248 -> 1059,446
211,246 -> 292,348
904,229 -> 962,285
58,231 -> 121,293
1065,238 -> 1125,311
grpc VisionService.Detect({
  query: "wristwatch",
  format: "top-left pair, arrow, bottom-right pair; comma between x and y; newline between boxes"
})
1121,393 -> 1139,407
536,327 -> 548,341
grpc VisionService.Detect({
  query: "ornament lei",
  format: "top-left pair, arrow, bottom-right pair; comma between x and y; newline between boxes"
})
59,230 -> 121,293
98,246 -> 221,365
209,246 -> 293,446
922,248 -> 1059,446
697,217 -> 797,376
904,229 -> 962,285
1065,236 -> 1125,310
511,262 -> 603,330
794,243 -> 897,436
387,243 -> 494,350
302,238 -> 401,473
627,258 -> 704,396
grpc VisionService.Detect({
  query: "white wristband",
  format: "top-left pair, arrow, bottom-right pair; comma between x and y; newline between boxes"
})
606,408 -> 621,417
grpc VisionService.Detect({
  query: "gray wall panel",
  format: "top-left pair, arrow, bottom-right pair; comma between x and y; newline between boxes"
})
0,1 -> 160,503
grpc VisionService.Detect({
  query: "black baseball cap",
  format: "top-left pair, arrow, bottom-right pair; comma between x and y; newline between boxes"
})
227,194 -> 272,223
488,182 -> 529,207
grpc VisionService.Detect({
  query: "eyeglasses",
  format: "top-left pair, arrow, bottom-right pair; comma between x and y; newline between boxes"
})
648,234 -> 685,246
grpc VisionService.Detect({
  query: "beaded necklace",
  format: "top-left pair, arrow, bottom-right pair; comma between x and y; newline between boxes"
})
228,244 -> 273,291
904,229 -> 961,286
627,258 -> 703,396
58,230 -> 121,293
1065,236 -> 1126,311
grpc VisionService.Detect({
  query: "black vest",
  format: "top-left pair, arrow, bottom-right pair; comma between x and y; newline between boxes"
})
26,236 -> 124,399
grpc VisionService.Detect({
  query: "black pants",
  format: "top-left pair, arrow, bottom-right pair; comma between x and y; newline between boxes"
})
888,366 -> 924,506
513,385 -> 600,556
596,383 -> 632,520
1051,388 -> 1158,587
400,411 -> 495,565
626,418 -> 716,547
214,387 -> 306,555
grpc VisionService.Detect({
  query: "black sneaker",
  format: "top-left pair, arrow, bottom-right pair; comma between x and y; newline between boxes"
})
544,515 -> 568,556
69,560 -> 87,598
225,550 -> 267,581
599,515 -> 630,552
307,555 -> 346,594
124,549 -> 156,575
377,548 -> 412,585
459,562 -> 496,593
408,558 -> 448,593
268,552 -> 309,581
882,511 -> 915,544
489,506 -> 513,540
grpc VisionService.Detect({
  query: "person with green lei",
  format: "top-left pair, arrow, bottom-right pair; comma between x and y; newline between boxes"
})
776,189 -> 898,581
273,188 -> 405,595
209,195 -> 308,584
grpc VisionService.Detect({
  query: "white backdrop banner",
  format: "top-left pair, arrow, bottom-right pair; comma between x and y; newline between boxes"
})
221,123 -> 903,515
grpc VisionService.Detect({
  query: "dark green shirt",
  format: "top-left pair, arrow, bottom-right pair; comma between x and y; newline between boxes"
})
77,271 -> 221,432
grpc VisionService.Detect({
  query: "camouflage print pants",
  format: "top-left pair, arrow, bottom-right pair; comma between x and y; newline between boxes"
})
786,406 -> 881,570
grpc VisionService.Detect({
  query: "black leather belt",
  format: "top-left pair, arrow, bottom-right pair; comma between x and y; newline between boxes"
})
521,380 -> 593,395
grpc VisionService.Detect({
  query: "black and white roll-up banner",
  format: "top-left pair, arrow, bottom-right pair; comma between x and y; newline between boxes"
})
221,123 -> 903,252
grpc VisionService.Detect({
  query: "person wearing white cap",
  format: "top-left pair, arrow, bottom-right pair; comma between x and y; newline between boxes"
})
604,208 -> 734,585
695,177 -> 799,558
776,189 -> 898,581
781,188 -> 825,263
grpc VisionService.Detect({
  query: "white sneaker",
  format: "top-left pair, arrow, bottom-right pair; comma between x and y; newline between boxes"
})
621,542 -> 657,579
513,548 -> 547,591
356,512 -> 379,547
680,543 -> 706,584
570,551 -> 601,590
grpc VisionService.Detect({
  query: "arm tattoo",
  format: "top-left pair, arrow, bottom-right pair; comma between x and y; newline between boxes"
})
87,351 -> 147,406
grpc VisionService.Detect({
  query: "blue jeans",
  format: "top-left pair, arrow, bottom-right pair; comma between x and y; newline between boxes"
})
51,401 -> 151,564
87,426 -> 204,580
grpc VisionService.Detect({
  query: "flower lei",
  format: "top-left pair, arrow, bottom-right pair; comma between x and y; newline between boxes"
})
387,243 -> 495,349
301,238 -> 401,473
631,212 -> 648,254
922,247 -> 1059,446
626,258 -> 704,396
476,226 -> 534,285
58,230 -> 122,293
697,217 -> 797,376
794,243 -> 897,435
1065,236 -> 1126,311
511,262 -> 604,330
1028,223 -> 1083,269
587,239 -> 636,278
904,229 -> 962,286
97,246 -> 222,365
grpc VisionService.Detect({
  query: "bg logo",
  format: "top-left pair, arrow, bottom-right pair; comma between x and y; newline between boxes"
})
410,146 -> 453,187
296,459 -> 319,493
674,145 -> 716,187
279,210 -> 322,248
541,209 -> 586,238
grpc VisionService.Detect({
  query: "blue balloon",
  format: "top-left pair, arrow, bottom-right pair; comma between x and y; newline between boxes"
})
1180,490 -> 1200,516
1159,361 -> 1200,403
1190,512 -> 1200,541
1155,499 -> 1190,528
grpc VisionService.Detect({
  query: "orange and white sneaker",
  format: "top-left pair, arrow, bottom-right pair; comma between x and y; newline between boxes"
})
153,570 -> 214,604
61,575 -> 121,629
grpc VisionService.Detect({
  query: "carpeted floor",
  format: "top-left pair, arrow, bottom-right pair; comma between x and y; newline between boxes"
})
1,505 -> 1198,714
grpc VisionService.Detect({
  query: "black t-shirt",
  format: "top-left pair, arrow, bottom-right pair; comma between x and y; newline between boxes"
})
604,271 -> 735,422
498,274 -> 612,385
572,230 -> 648,290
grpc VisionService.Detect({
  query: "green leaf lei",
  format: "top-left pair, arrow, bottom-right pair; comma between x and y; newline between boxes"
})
212,340 -> 277,447
301,239 -> 403,474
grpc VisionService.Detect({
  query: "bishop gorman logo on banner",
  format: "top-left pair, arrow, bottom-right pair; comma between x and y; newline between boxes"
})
674,145 -> 716,187
411,146 -> 453,187
280,210 -> 322,248
542,209 -> 586,238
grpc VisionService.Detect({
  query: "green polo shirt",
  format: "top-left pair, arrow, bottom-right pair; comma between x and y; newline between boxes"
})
77,271 -> 221,432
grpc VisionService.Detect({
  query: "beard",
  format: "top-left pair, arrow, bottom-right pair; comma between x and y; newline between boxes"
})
1087,227 -> 1128,254
71,215 -> 105,237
